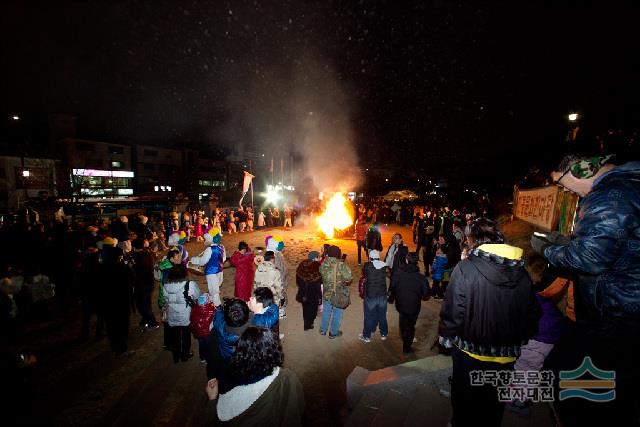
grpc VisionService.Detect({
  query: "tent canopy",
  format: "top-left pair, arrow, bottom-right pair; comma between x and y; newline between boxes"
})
382,190 -> 419,201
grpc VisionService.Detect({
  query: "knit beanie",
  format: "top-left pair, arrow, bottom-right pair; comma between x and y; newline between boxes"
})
327,245 -> 342,259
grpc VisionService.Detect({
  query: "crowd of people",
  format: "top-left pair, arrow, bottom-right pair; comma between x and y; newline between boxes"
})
1,152 -> 638,425
173,205 -> 298,241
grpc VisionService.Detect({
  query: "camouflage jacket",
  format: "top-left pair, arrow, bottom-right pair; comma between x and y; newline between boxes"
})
319,257 -> 353,301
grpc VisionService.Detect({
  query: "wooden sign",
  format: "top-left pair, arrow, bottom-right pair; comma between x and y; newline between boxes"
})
513,185 -> 560,231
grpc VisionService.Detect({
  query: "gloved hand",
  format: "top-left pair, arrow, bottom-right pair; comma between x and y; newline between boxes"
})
530,234 -> 551,256
547,231 -> 571,246
438,335 -> 453,349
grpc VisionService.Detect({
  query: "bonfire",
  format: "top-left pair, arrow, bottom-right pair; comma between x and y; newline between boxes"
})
316,192 -> 354,239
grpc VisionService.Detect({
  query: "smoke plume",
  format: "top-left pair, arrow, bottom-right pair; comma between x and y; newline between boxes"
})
214,50 -> 361,195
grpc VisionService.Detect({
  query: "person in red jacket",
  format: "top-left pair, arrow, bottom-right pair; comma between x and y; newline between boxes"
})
230,241 -> 255,302
355,215 -> 369,265
190,293 -> 217,363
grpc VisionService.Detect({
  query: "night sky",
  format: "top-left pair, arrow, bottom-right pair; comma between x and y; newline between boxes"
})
2,1 -> 639,186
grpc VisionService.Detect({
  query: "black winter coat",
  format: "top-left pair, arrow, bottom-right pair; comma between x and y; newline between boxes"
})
295,260 -> 323,305
439,246 -> 540,358
390,264 -> 429,315
363,262 -> 388,298
545,161 -> 640,322
131,250 -> 156,291
101,261 -> 135,315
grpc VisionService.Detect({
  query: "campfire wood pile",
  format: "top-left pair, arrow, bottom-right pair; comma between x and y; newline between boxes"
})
316,192 -> 354,239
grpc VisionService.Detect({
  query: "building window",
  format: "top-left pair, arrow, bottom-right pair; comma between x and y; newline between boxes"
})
109,145 -> 124,155
144,149 -> 158,157
111,161 -> 123,168
198,179 -> 225,188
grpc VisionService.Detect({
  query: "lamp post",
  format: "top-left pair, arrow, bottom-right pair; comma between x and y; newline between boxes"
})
567,112 -> 580,145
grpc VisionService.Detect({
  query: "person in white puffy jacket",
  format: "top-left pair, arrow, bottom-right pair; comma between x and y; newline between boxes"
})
163,264 -> 201,363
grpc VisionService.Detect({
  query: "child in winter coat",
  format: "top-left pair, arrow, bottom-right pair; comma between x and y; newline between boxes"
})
431,247 -> 448,299
190,293 -> 217,363
265,235 -> 287,318
507,268 -> 568,415
163,264 -> 200,363
249,287 -> 280,333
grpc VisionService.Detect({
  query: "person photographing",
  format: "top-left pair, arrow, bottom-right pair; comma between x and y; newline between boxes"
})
530,154 -> 640,426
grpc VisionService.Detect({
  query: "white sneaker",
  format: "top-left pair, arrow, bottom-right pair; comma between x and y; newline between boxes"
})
358,334 -> 371,343
380,335 -> 388,341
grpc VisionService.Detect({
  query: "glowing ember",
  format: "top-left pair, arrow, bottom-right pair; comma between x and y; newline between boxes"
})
316,192 -> 353,239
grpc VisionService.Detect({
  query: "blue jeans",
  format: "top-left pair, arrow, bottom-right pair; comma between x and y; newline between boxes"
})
320,300 -> 344,336
362,295 -> 388,338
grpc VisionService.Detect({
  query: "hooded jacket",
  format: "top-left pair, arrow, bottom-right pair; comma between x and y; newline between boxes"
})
431,254 -> 448,281
252,303 -> 279,330
544,161 -> 640,322
211,308 -> 251,360
363,260 -> 388,298
390,263 -> 429,315
439,244 -> 540,359
216,367 -> 304,426
163,279 -> 201,327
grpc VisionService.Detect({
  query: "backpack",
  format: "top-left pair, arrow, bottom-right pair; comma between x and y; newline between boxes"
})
329,262 -> 350,309
190,302 -> 217,338
183,281 -> 196,307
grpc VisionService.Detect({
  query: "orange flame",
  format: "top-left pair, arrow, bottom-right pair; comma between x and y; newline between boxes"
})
317,193 -> 353,239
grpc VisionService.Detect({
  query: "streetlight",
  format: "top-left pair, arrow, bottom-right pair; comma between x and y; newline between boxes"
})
22,170 -> 30,177
567,112 -> 580,143
12,115 -> 20,121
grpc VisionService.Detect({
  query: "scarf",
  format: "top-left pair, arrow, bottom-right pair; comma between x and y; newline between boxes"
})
384,244 -> 398,267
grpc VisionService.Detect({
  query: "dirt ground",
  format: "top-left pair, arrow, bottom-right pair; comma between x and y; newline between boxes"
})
9,223 -> 443,426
